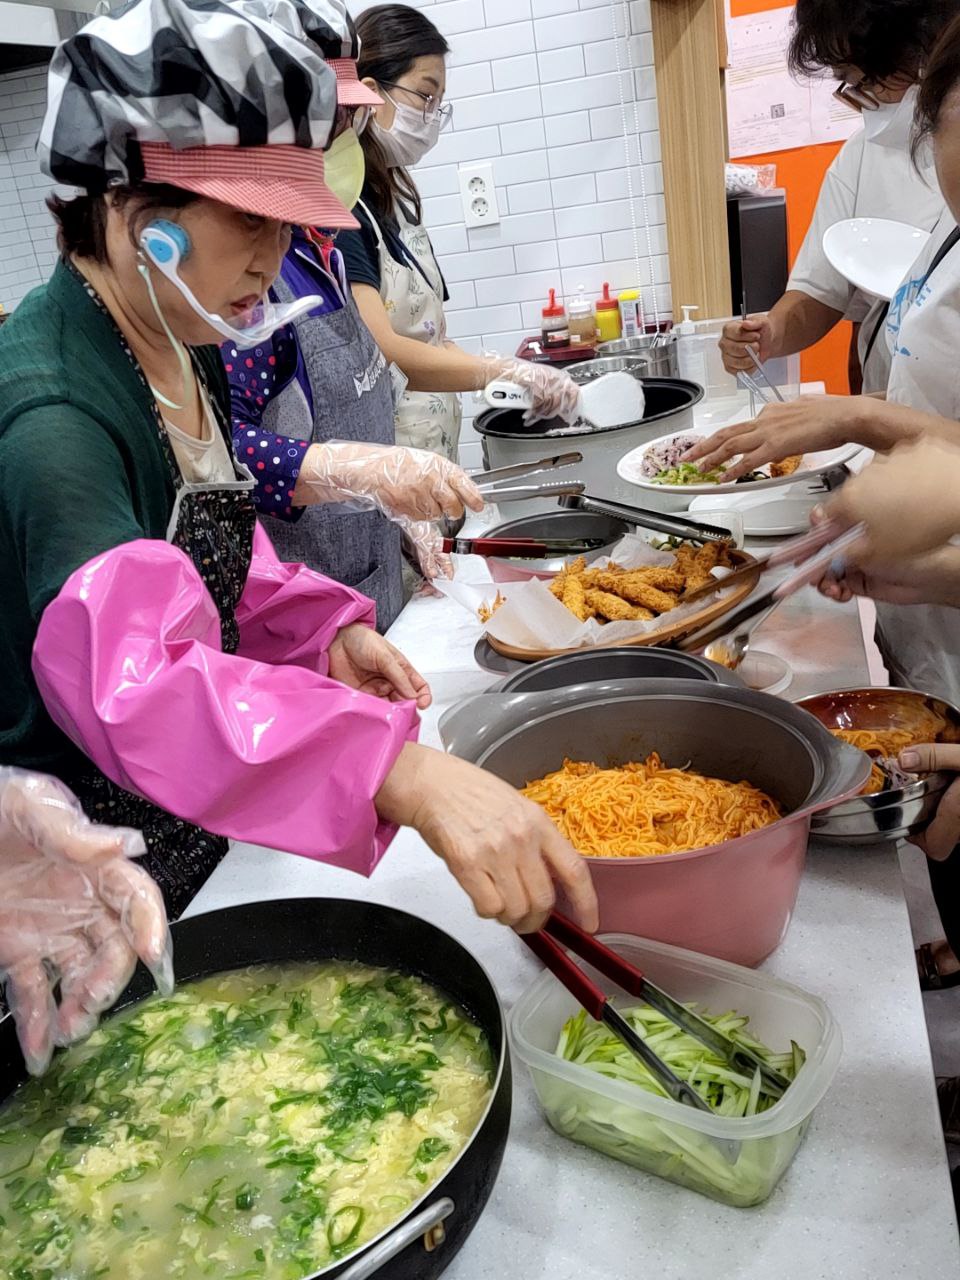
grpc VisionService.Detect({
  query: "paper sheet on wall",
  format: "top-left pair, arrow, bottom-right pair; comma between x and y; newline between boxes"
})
726,6 -> 861,158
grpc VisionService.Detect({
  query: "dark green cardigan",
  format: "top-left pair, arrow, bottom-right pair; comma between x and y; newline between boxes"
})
0,260 -> 230,776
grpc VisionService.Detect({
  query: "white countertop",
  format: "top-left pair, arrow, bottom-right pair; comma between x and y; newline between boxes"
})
185,570 -> 960,1279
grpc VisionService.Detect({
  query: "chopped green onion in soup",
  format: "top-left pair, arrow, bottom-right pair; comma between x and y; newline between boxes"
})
0,963 -> 492,1279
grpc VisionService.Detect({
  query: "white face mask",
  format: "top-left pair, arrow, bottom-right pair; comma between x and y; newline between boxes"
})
370,90 -> 442,167
861,84 -> 918,150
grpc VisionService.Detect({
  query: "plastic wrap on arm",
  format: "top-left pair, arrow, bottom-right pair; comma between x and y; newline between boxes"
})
479,353 -> 582,425
0,768 -> 171,1075
294,440 -> 483,521
32,540 -> 419,871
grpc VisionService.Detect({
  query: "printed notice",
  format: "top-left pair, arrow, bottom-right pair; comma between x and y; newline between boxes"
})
726,6 -> 860,157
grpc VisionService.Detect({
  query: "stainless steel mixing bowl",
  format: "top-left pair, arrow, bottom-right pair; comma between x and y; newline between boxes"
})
595,335 -> 680,378
794,686 -> 960,845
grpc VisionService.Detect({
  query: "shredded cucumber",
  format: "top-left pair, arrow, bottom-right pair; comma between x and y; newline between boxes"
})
549,1005 -> 807,1207
653,462 -> 728,486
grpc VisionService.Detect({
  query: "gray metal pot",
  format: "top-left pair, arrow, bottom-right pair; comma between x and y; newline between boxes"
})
438,679 -> 869,964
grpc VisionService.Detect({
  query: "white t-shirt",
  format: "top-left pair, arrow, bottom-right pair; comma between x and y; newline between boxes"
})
885,211 -> 960,416
872,213 -> 960,703
163,390 -> 237,486
787,127 -> 946,392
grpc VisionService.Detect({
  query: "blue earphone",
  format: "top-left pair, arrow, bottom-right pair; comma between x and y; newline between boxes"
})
140,219 -> 191,266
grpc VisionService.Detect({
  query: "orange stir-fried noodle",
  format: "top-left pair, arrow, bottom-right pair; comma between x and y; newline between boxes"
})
521,754 -> 782,859
831,707 -> 948,794
832,729 -> 919,794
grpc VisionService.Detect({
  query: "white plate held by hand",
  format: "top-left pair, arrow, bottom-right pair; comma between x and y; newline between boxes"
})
618,425 -> 863,497
822,218 -> 932,302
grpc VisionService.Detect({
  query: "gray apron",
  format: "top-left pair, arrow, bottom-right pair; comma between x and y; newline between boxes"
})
261,271 -> 404,633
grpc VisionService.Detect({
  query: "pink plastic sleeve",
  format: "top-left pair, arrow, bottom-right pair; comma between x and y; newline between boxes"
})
236,523 -> 377,670
32,539 -> 419,873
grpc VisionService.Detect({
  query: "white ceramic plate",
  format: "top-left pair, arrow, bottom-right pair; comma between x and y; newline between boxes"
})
688,487 -> 820,538
822,217 -> 931,302
618,426 -> 863,497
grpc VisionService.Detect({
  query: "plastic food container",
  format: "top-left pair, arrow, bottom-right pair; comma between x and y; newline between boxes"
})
509,933 -> 842,1207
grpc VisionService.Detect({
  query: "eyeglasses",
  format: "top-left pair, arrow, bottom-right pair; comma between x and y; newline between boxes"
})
834,77 -> 882,112
333,104 -> 374,140
379,81 -> 454,131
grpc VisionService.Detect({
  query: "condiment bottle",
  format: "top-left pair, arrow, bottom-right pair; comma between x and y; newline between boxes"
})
595,282 -> 621,343
541,288 -> 570,349
676,304 -> 709,390
618,288 -> 641,339
567,286 -> 595,345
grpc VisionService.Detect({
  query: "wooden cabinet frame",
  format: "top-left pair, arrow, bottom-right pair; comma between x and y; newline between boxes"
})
651,0 -> 732,319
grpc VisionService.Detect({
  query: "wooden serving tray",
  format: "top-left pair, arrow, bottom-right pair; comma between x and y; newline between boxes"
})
485,549 -> 760,663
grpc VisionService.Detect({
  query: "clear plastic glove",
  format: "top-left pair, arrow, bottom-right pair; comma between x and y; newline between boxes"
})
482,354 -> 582,425
0,769 -> 172,1076
400,519 -> 454,582
292,441 -> 485,522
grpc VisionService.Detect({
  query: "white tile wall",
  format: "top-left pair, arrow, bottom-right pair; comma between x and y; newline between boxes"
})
1,6 -> 671,474
350,0 -> 670,467
0,67 -> 57,315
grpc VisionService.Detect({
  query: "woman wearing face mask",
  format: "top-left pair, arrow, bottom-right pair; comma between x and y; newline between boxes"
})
227,46 -> 484,631
335,3 -> 580,467
720,0 -> 955,394
0,0 -> 599,940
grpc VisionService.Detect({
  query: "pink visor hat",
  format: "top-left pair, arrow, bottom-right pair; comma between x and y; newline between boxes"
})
140,140 -> 360,229
328,57 -> 382,107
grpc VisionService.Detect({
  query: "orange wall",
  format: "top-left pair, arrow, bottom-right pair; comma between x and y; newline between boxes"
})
728,0 -> 853,392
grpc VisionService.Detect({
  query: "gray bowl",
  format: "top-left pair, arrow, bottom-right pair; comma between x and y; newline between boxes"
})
498,646 -> 742,693
794,686 -> 960,845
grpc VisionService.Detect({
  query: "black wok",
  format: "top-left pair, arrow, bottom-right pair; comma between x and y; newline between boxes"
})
0,899 -> 511,1280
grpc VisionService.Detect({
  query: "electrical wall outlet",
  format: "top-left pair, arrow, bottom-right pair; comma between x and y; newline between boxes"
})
458,162 -> 501,229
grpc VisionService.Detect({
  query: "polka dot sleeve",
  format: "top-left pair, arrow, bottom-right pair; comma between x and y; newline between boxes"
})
226,328 -> 309,522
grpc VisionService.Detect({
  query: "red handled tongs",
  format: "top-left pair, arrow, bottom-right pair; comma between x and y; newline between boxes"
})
523,914 -> 791,1117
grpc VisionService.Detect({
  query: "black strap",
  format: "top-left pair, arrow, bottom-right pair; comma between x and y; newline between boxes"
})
863,225 -> 960,372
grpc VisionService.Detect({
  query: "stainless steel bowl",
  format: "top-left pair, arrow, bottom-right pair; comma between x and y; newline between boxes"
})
794,686 -> 960,845
595,335 -> 680,379
568,351 -> 681,388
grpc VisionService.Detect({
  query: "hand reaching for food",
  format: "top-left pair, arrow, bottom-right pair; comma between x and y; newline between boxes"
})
375,744 -> 599,935
681,397 -> 865,482
815,545 -> 960,609
824,437 -> 960,564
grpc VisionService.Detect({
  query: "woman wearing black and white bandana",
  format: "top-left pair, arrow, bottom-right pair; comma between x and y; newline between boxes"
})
0,0 -> 597,936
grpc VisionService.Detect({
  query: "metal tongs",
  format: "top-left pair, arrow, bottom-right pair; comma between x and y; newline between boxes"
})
523,914 -> 791,1156
677,522 -> 866,664
470,452 -> 586,505
739,347 -> 786,406
558,492 -> 732,545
